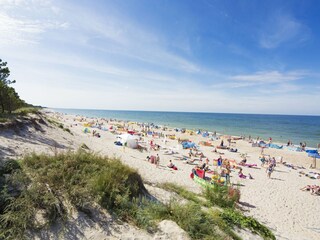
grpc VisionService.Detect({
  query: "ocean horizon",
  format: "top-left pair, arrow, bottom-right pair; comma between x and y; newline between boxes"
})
53,108 -> 320,148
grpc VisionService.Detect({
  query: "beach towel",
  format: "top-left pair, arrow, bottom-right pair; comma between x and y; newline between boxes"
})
244,163 -> 257,168
269,144 -> 283,149
306,150 -> 318,154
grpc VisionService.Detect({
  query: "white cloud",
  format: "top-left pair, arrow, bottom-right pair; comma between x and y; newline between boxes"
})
259,14 -> 310,49
0,0 -> 66,44
231,70 -> 306,83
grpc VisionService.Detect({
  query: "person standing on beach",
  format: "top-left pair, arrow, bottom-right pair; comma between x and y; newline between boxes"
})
156,154 -> 160,168
225,163 -> 231,185
217,155 -> 223,168
227,138 -> 231,147
267,162 -> 274,178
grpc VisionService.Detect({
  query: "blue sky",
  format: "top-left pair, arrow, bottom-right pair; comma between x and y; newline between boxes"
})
1,0 -> 320,115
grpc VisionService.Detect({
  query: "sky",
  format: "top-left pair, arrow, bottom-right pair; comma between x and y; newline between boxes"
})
1,0 -> 320,115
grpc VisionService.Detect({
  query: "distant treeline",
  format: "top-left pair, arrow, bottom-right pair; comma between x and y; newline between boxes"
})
0,59 -> 28,114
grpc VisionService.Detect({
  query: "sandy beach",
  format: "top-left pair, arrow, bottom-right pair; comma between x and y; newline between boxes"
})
1,110 -> 320,240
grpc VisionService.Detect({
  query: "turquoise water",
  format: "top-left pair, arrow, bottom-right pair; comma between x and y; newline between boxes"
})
53,108 -> 320,148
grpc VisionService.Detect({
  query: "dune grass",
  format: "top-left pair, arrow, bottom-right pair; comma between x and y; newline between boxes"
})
0,151 -> 146,239
13,107 -> 41,116
159,182 -> 275,240
158,182 -> 209,206
0,151 -> 275,240
0,107 -> 41,123
221,209 -> 275,240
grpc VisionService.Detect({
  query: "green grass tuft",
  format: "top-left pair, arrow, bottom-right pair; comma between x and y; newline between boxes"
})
158,182 -> 209,206
221,209 -> 276,240
13,107 -> 40,116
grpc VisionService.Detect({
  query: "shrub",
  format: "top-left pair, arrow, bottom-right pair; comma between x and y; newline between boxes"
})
204,185 -> 240,208
0,151 -> 148,239
0,160 -> 21,175
14,107 -> 40,116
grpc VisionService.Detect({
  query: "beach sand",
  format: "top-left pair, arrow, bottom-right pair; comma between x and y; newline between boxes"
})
1,111 -> 320,240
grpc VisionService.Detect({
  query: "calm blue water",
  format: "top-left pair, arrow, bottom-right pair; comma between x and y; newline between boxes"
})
53,108 -> 320,148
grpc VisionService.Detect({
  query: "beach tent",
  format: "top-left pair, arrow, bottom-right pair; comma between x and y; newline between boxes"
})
202,132 -> 209,137
117,134 -> 139,149
269,143 -> 283,149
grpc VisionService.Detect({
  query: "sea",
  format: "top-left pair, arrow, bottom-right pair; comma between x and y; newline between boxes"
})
53,108 -> 320,148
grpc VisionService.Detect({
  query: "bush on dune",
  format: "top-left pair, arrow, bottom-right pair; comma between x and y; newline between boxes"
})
21,150 -> 146,210
0,151 -> 147,239
204,184 -> 240,208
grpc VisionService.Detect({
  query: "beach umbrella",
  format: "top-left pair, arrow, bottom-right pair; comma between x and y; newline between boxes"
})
308,153 -> 320,168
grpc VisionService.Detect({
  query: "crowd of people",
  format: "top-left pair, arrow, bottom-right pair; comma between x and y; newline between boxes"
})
68,114 -> 320,198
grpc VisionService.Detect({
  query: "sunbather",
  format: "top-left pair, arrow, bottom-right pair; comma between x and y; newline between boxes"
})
167,160 -> 175,168
184,157 -> 196,164
300,185 -> 317,191
239,159 -> 247,166
238,168 -> 247,179
311,187 -> 320,195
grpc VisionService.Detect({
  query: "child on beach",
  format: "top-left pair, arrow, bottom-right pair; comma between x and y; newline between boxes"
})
267,163 -> 274,178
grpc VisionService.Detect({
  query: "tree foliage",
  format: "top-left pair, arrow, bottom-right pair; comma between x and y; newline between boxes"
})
0,59 -> 26,113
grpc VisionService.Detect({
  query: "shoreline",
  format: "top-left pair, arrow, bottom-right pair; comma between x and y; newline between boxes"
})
50,108 -> 320,152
